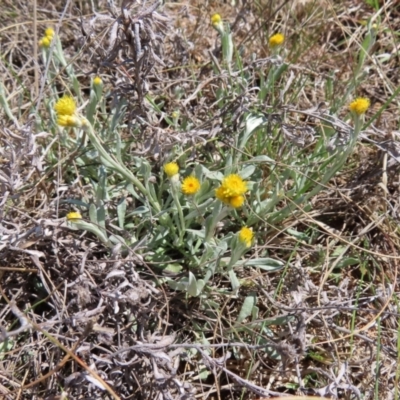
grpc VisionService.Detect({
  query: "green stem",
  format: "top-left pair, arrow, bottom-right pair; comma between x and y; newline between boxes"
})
170,181 -> 186,245
83,118 -> 160,212
205,203 -> 229,242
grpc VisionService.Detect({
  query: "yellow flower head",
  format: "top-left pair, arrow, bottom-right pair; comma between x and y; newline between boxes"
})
57,115 -> 82,128
211,14 -> 222,25
349,97 -> 370,115
39,36 -> 51,48
269,33 -> 285,48
215,174 -> 248,207
220,174 -> 248,197
229,195 -> 245,208
215,186 -> 231,204
211,13 -> 224,33
239,226 -> 253,247
164,162 -> 179,177
93,76 -> 102,86
55,95 -> 77,116
67,211 -> 82,220
45,27 -> 55,38
181,176 -> 201,195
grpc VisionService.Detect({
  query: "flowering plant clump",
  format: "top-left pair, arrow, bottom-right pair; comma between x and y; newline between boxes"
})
349,97 -> 370,115
181,176 -> 201,195
164,162 -> 179,177
239,226 -> 253,247
269,33 -> 285,48
215,174 -> 247,208
67,211 -> 82,220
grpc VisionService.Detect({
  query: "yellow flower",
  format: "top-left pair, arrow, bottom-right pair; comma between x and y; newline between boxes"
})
269,33 -> 285,47
67,211 -> 82,220
211,14 -> 222,25
220,174 -> 248,197
57,115 -> 82,128
211,13 -> 224,33
164,162 -> 179,177
229,195 -> 245,208
181,176 -> 201,195
349,97 -> 370,115
93,76 -> 102,86
39,36 -> 51,48
55,95 -> 77,116
215,186 -> 231,204
215,174 -> 248,207
239,226 -> 253,247
45,27 -> 55,38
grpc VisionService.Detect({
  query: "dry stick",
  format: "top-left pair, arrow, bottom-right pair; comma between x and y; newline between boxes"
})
16,368 -> 30,400
0,267 -> 37,273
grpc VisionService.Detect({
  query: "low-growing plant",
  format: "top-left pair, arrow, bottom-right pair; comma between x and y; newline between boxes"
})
1,1 -> 399,398
0,3 -> 377,302
28,7 -> 377,303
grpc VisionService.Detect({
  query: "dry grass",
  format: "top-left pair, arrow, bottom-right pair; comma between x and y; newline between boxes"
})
1,0 -> 400,399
